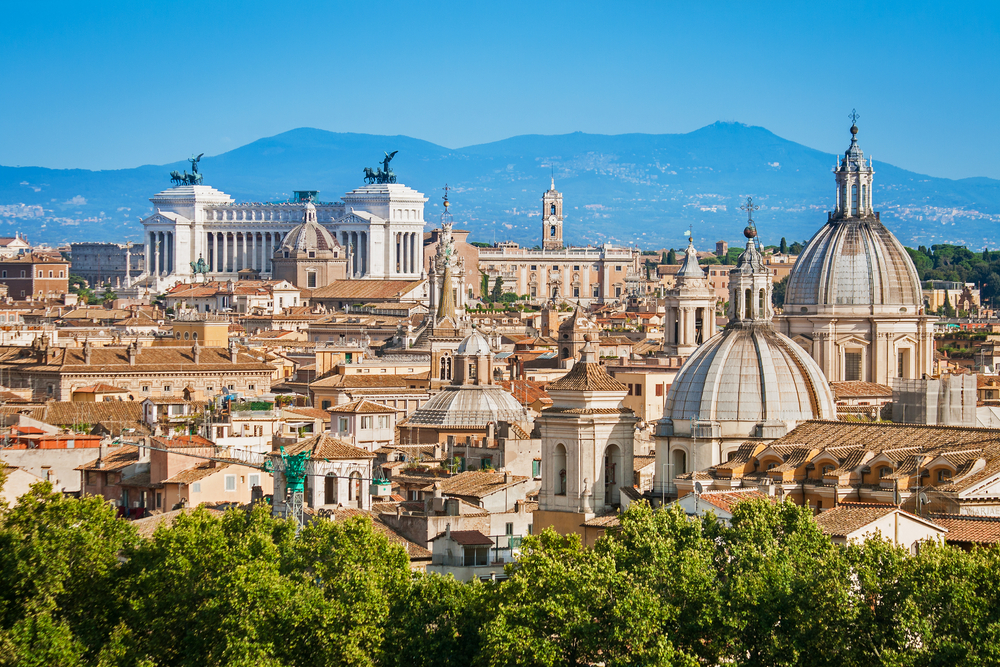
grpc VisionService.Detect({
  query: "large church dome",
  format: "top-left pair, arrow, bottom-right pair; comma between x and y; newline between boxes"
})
665,325 -> 836,423
784,123 -> 922,310
784,219 -> 922,308
663,224 -> 837,430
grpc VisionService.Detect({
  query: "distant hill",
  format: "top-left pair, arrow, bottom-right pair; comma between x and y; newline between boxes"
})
2,123 -> 999,250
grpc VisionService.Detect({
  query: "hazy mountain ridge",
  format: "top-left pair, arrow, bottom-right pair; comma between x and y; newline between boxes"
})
2,123 -> 998,250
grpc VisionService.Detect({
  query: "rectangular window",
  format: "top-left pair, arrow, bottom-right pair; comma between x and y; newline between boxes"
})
505,522 -> 514,535
530,265 -> 536,271
59,271 -> 64,278
615,286 -> 622,298
225,475 -> 237,492
192,482 -> 201,493
37,271 -> 42,278
321,400 -> 331,409
573,287 -> 580,297
141,386 -> 150,393
48,271 -> 53,278
156,492 -> 162,508
593,286 -> 599,297
655,383 -> 663,397
615,266 -> 622,272
361,416 -> 373,429
249,474 -> 260,488
573,265 -> 580,271
339,417 -> 349,431
163,385 -> 171,393
532,459 -> 540,478
845,352 -> 862,382
248,384 -> 255,390
1,271 -> 5,278
635,384 -> 642,397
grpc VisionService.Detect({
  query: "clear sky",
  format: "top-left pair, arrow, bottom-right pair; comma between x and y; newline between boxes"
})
1,1 -> 998,179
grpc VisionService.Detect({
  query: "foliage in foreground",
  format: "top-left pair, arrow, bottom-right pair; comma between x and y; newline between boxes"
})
2,482 -> 1000,667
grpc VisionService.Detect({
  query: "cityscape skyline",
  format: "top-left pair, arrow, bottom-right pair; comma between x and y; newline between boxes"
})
1,1 -> 998,179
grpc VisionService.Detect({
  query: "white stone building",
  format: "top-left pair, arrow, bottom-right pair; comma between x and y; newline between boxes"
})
140,182 -> 428,290
776,121 -> 935,384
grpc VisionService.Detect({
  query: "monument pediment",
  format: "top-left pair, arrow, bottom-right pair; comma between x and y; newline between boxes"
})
338,209 -> 386,226
145,211 -> 191,226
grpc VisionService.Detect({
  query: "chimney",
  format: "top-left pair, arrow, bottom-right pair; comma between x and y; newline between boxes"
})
83,339 -> 92,365
396,505 -> 403,519
229,342 -> 238,364
504,470 -> 512,484
445,522 -> 451,539
433,443 -> 441,459
192,343 -> 201,364
127,340 -> 139,366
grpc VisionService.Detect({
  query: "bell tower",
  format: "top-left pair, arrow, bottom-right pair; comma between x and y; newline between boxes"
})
542,178 -> 564,251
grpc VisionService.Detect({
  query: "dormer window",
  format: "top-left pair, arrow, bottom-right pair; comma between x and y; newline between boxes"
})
937,470 -> 951,483
822,465 -> 835,475
879,466 -> 893,479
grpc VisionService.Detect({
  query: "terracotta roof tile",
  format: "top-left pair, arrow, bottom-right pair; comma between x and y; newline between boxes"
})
430,529 -> 494,546
328,399 -> 399,414
76,445 -> 139,471
547,361 -> 628,392
830,381 -> 893,399
310,280 -> 424,301
160,462 -> 233,485
281,434 -> 375,461
928,513 -> 1000,544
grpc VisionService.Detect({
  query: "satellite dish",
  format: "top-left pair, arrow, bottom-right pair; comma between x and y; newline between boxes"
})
919,492 -> 929,506
695,482 -> 704,495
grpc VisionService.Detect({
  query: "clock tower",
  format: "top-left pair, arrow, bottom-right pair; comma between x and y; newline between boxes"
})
542,178 -> 564,251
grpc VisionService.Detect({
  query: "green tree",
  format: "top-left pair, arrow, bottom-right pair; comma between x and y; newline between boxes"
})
942,290 -> 955,317
780,237 -> 788,254
0,482 -> 137,664
667,248 -> 677,265
772,275 -> 789,309
661,251 -> 668,265
480,273 -> 490,299
76,287 -> 95,305
789,241 -> 804,255
67,274 -> 87,293
479,528 -> 695,667
491,277 -> 504,302
383,574 -> 490,667
100,284 -> 117,306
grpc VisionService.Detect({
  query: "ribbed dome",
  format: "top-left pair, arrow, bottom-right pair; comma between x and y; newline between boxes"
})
407,385 -> 526,427
784,218 -> 922,308
280,217 -> 338,254
455,331 -> 491,357
664,325 -> 836,423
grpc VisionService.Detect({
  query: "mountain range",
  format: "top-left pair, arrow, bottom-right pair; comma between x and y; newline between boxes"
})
2,123 -> 999,251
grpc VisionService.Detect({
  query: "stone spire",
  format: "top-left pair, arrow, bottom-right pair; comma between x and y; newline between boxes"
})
675,237 -> 706,283
437,262 -> 456,321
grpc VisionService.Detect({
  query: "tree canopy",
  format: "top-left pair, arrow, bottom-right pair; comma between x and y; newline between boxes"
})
3,479 -> 1000,667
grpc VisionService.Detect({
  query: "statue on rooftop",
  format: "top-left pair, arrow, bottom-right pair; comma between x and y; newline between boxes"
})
363,151 -> 398,184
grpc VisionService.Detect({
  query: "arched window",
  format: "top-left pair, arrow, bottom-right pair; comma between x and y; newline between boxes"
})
550,225 -> 557,237
554,444 -> 567,496
439,356 -> 449,380
184,332 -> 190,340
758,289 -> 765,318
561,347 -> 570,359
862,184 -> 868,212
840,184 -> 847,213
348,472 -> 362,503
879,466 -> 892,479
851,184 -> 858,215
324,473 -> 337,505
550,204 -> 556,216
744,288 -> 752,319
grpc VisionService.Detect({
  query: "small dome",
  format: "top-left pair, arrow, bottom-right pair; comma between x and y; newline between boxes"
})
407,385 -> 526,427
455,330 -> 491,357
665,326 -> 836,423
785,219 -> 922,307
279,219 -> 339,254
676,239 -> 706,280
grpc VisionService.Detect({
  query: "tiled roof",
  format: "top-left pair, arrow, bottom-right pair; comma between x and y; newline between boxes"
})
43,401 -> 145,429
310,374 -> 409,389
150,435 -> 214,449
436,470 -> 529,499
814,502 -> 945,538
928,513 -> 1000,544
696,489 -> 772,513
74,383 -> 128,393
131,508 -> 226,538
284,407 -> 333,420
498,380 -> 553,407
327,399 -> 398,414
160,462 -> 232,485
282,434 -> 375,460
633,454 -> 656,471
310,280 -> 424,301
547,361 -> 628,392
319,509 -> 431,559
0,345 -> 273,373
830,381 -> 893,399
430,529 -> 494,546
76,445 -> 139,471
581,514 -> 621,528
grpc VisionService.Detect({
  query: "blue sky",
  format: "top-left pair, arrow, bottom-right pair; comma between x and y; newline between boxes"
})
1,1 -> 997,179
